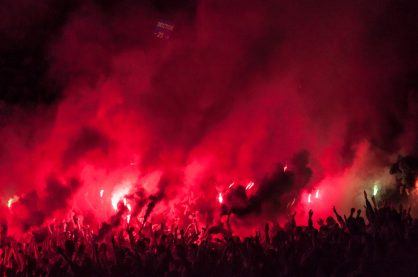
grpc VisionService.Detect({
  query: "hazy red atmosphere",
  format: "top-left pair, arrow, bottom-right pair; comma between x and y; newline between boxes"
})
0,0 -> 417,237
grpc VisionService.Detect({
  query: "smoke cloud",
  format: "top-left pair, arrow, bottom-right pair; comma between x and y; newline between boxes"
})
0,0 -> 417,233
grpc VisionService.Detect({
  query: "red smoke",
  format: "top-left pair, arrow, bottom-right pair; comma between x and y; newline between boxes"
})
0,0 -> 417,236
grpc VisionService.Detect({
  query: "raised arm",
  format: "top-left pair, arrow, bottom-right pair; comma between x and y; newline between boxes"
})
333,206 -> 346,227
371,195 -> 378,212
364,190 -> 375,222
308,209 -> 314,229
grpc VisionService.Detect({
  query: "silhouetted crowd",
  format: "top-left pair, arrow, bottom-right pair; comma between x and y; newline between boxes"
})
1,191 -> 418,276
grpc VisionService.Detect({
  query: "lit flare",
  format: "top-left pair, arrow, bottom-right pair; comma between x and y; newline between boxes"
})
218,192 -> 223,204
373,184 -> 379,196
245,181 -> 255,190
7,196 -> 19,209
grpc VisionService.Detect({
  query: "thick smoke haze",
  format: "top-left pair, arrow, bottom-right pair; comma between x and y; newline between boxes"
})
0,0 -> 417,234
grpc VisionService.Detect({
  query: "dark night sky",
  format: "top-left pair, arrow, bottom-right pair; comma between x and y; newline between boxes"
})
1,0 -> 417,108
0,0 -> 196,106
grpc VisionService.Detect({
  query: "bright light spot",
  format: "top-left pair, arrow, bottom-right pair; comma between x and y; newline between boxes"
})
245,181 -> 255,190
127,203 -> 132,212
99,189 -> 104,198
308,193 -> 311,203
373,184 -> 379,196
315,189 -> 320,199
284,164 -> 288,172
7,196 -> 19,208
229,182 -> 235,189
111,185 -> 131,211
126,215 -> 131,223
218,193 -> 223,204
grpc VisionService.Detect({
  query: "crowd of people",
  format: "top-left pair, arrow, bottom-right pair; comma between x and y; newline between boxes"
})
1,191 -> 418,276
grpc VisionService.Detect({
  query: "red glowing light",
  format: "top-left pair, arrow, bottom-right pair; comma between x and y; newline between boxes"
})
218,192 -> 223,204
284,165 -> 288,172
229,182 -> 235,189
245,181 -> 255,190
7,196 -> 19,209
99,189 -> 104,198
308,193 -> 311,203
315,189 -> 320,198
290,197 -> 295,206
111,183 -> 131,211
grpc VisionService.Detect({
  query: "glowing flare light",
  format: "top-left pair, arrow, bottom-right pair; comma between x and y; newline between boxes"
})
245,181 -> 255,190
373,184 -> 379,196
7,196 -> 19,208
315,189 -> 320,199
218,193 -> 223,204
111,186 -> 131,211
